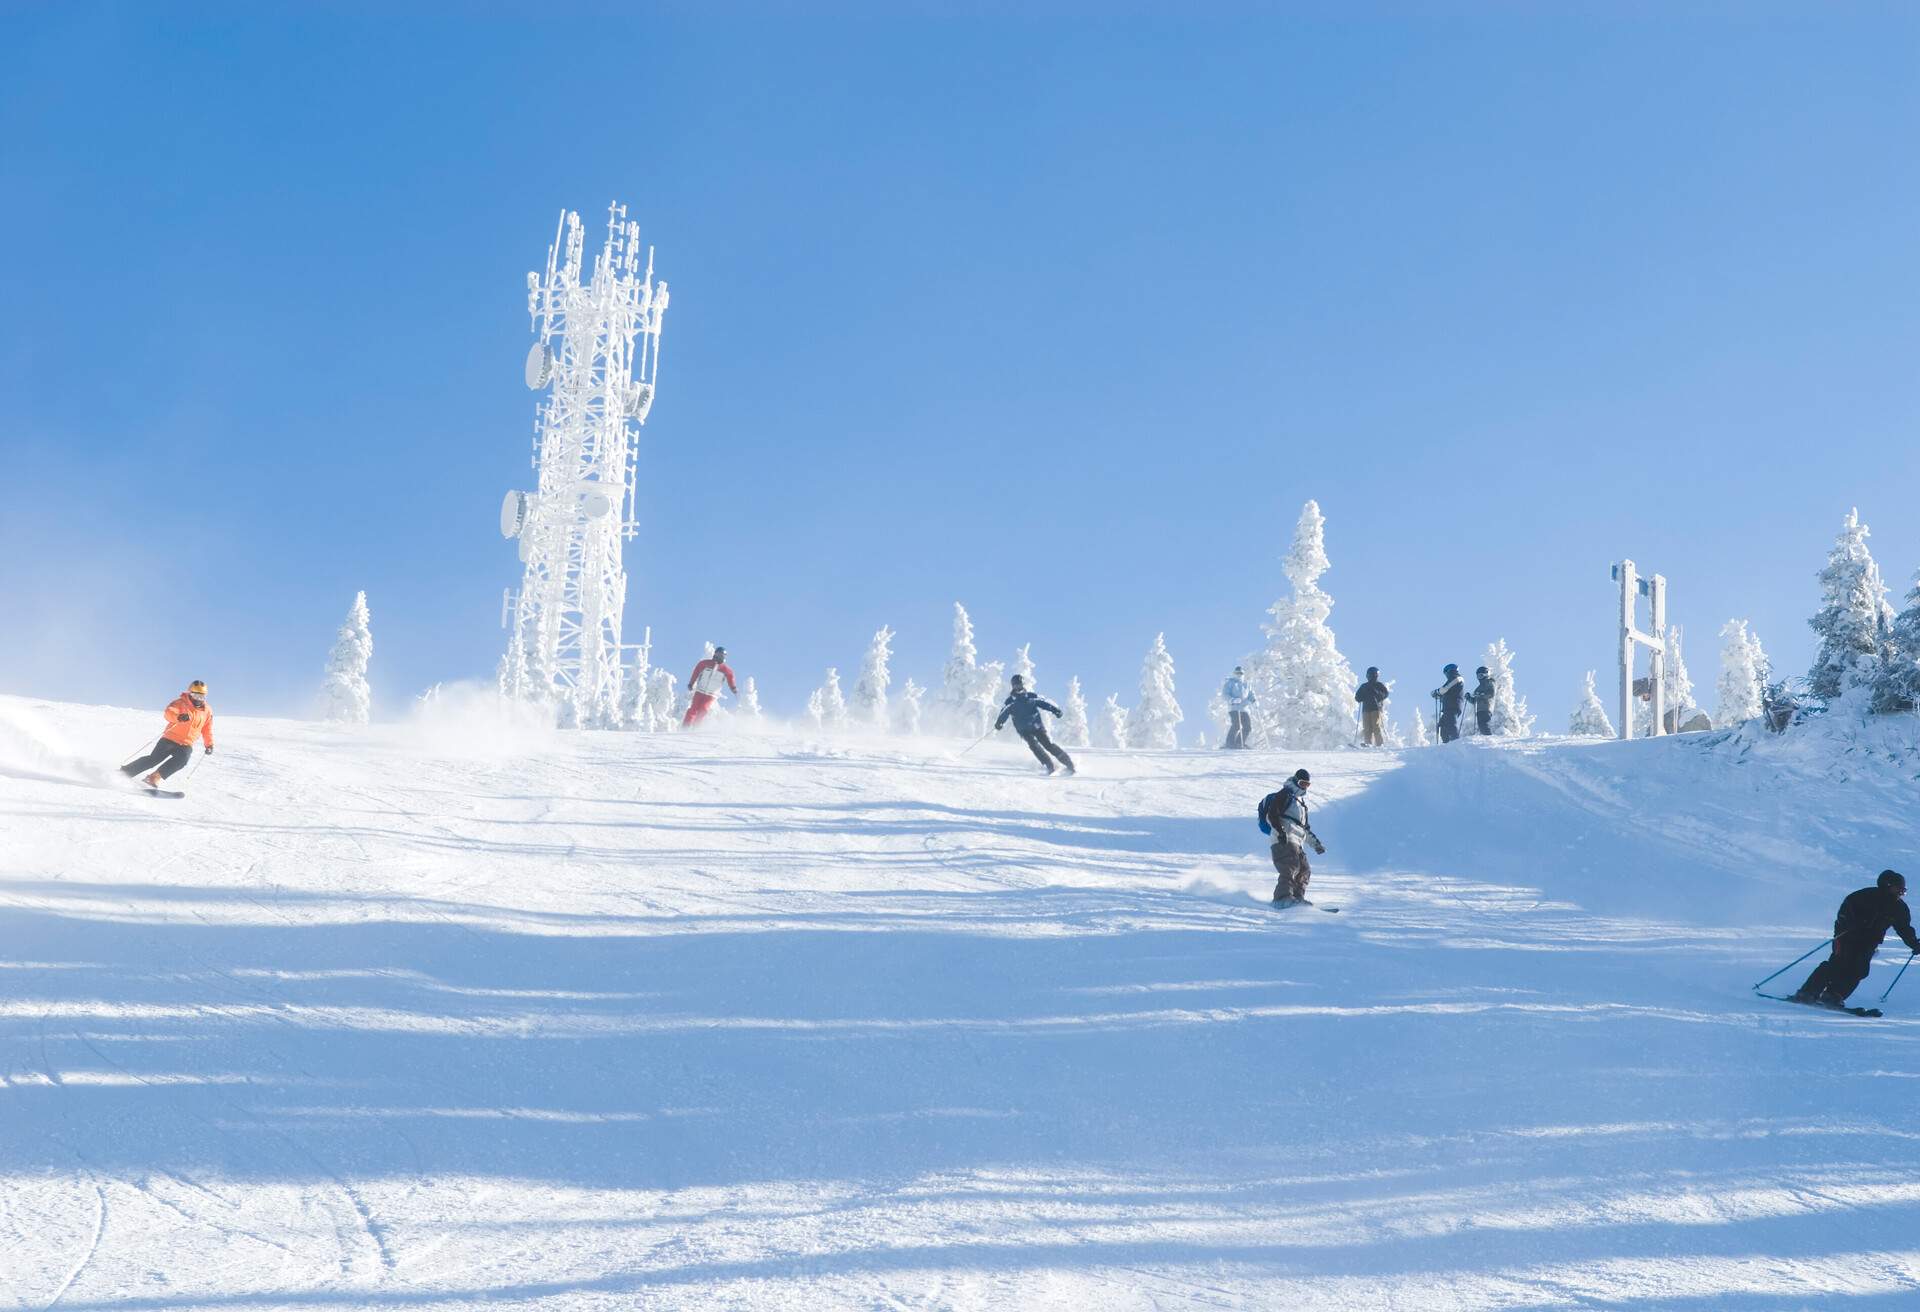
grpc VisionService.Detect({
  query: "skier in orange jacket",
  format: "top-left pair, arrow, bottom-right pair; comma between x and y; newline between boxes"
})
122,681 -> 214,789
683,646 -> 737,727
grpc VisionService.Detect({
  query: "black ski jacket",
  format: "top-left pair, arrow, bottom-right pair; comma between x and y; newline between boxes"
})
996,690 -> 1062,735
1355,679 -> 1390,712
1432,675 -> 1465,716
1833,887 -> 1920,955
1469,677 -> 1496,715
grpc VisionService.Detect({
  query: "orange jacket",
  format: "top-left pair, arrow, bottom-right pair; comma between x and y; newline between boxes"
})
161,693 -> 214,749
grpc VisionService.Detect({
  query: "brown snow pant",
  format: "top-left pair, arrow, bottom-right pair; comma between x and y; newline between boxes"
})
1270,836 -> 1311,902
1361,708 -> 1384,746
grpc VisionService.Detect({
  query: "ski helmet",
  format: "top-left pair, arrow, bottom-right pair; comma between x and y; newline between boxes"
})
1443,663 -> 1458,677
1880,869 -> 1907,892
1366,667 -> 1379,679
712,646 -> 727,659
1292,768 -> 1310,784
1476,666 -> 1489,677
188,680 -> 208,695
1010,674 -> 1027,689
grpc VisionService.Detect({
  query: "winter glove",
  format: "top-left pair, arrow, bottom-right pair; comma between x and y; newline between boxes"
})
176,713 -> 192,722
1310,837 -> 1326,856
205,746 -> 214,754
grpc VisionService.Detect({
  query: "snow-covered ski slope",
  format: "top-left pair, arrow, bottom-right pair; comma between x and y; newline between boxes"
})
3,692 -> 1919,1311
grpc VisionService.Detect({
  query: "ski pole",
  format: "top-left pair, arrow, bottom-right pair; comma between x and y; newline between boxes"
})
958,727 -> 995,757
1881,951 -> 1916,1004
1751,938 -> 1832,992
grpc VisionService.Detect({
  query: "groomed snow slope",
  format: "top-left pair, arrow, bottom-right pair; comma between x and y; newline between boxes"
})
3,693 -> 1919,1311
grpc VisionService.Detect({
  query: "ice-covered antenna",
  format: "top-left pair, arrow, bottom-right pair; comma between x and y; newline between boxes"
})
1611,559 -> 1668,739
500,201 -> 671,728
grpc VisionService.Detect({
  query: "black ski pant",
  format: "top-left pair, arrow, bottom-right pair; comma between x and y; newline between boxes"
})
1476,710 -> 1492,736
1019,726 -> 1073,772
1437,712 -> 1461,743
1796,938 -> 1878,1005
123,738 -> 192,781
1224,709 -> 1252,749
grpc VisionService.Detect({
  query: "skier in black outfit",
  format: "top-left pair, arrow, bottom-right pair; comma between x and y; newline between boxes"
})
1467,665 -> 1495,736
1431,664 -> 1465,743
994,675 -> 1076,775
1791,870 -> 1920,1008
1355,667 -> 1390,747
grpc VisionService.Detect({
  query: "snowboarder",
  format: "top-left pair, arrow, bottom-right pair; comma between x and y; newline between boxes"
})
1431,664 -> 1465,743
120,680 -> 214,789
1259,767 -> 1325,906
994,675 -> 1076,775
1790,870 -> 1920,1009
1355,667 -> 1390,746
683,646 -> 737,728
1221,666 -> 1257,749
1467,665 -> 1495,736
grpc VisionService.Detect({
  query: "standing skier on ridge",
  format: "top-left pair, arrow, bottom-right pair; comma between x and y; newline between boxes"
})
1221,666 -> 1257,749
994,675 -> 1076,775
1431,664 -> 1466,743
1355,667 -> 1390,747
1259,767 -> 1324,907
121,680 -> 214,791
1790,870 -> 1920,1010
683,646 -> 737,728
1467,665 -> 1496,736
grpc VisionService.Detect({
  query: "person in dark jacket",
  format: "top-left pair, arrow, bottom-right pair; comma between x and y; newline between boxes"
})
1262,768 -> 1325,906
1431,664 -> 1465,743
1355,667 -> 1390,746
1791,870 -> 1920,1008
1466,665 -> 1496,735
994,675 -> 1076,775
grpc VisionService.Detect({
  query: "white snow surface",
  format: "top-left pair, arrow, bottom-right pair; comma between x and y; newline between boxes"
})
4,693 -> 1920,1310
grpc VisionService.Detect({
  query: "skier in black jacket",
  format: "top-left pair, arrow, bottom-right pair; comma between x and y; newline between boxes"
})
1355,668 -> 1390,747
1791,870 -> 1920,1008
1467,665 -> 1496,736
1431,664 -> 1465,743
994,676 -> 1076,775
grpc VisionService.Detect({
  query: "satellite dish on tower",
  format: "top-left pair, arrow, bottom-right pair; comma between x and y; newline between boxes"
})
580,489 -> 614,520
500,490 -> 527,539
524,342 -> 553,389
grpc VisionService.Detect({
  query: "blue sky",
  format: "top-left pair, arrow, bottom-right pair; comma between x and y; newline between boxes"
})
4,4 -> 1917,727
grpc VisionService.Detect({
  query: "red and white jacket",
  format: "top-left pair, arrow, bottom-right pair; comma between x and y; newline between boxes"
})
688,658 -> 737,698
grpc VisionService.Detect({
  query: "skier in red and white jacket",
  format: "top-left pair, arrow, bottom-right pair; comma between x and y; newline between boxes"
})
683,646 -> 738,727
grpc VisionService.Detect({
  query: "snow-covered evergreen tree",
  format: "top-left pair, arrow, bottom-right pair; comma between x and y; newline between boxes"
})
1409,705 -> 1430,747
968,660 -> 1005,737
805,688 -> 824,732
1010,643 -> 1035,695
1246,500 -> 1359,748
939,602 -> 981,734
1058,676 -> 1091,747
1130,633 -> 1183,749
895,677 -> 924,735
323,591 -> 373,725
1715,619 -> 1769,727
524,608 -> 557,713
1568,669 -> 1616,737
645,668 -> 678,732
1638,626 -> 1698,735
852,625 -> 895,728
1808,507 -> 1894,704
497,625 -> 529,702
1099,694 -> 1130,750
1480,638 -> 1534,737
1873,570 -> 1920,714
815,668 -> 848,731
619,644 -> 652,730
738,676 -> 765,723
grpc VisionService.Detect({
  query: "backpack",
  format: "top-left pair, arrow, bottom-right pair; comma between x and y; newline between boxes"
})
1256,791 -> 1278,835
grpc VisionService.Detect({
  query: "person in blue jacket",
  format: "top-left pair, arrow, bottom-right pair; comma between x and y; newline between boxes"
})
994,675 -> 1076,775
1221,666 -> 1258,749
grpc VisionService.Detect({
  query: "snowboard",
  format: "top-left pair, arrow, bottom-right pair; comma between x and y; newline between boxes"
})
1757,992 -> 1880,1018
142,787 -> 187,799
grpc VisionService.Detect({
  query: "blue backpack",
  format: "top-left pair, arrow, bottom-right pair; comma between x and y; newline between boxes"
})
1256,791 -> 1278,835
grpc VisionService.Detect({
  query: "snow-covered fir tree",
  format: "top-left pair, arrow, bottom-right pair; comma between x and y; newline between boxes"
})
1568,670 -> 1616,737
1480,638 -> 1534,737
1409,705 -> 1430,747
1638,626 -> 1698,734
895,677 -> 924,735
1246,500 -> 1359,749
1009,643 -> 1036,695
1808,507 -> 1894,704
1099,694 -> 1130,750
323,591 -> 373,725
969,660 -> 1005,737
805,688 -> 824,732
619,643 -> 652,730
815,668 -> 849,731
523,608 -> 557,713
1058,676 -> 1091,747
738,676 -> 764,722
645,668 -> 678,732
1130,633 -> 1183,749
497,626 -> 529,703
939,602 -> 981,734
852,625 -> 895,728
1715,619 -> 1769,727
1874,570 -> 1920,714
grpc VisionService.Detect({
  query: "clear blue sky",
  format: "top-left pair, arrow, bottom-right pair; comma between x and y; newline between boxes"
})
5,4 -> 1917,726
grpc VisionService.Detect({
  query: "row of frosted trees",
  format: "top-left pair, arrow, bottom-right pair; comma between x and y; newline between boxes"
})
799,608 -> 1187,749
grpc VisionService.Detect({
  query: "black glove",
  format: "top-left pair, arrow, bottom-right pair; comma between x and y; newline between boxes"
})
1310,836 -> 1327,855
205,746 -> 214,754
176,713 -> 191,722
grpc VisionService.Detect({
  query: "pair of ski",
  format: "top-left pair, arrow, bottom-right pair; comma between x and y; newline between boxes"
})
140,785 -> 186,799
1270,899 -> 1340,914
1756,992 -> 1880,1018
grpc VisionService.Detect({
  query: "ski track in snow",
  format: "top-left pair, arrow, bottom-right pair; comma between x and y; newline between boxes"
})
1,695 -> 1918,1309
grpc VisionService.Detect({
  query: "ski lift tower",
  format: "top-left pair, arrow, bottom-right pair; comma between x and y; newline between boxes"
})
1611,559 -> 1667,740
499,204 -> 669,726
